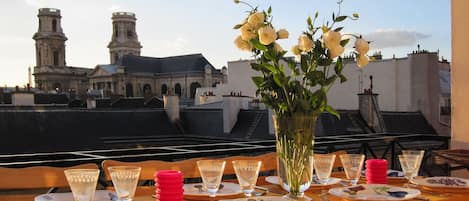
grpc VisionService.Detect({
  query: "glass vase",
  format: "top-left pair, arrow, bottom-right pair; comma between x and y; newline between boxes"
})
273,114 -> 316,199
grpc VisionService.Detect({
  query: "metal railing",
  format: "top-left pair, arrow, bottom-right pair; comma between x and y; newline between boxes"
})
0,133 -> 450,176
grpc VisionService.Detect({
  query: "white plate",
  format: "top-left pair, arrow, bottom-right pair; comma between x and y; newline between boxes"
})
35,190 -> 112,201
220,196 -> 291,201
362,170 -> 405,179
183,182 -> 242,197
412,177 -> 469,189
265,175 -> 341,187
329,184 -> 420,200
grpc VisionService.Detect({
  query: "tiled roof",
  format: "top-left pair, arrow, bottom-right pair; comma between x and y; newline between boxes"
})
381,111 -> 436,134
118,54 -> 219,74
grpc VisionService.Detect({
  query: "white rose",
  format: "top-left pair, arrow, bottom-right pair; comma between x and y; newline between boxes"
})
277,29 -> 289,39
357,54 -> 369,68
329,45 -> 344,59
234,35 -> 252,51
291,45 -> 301,55
258,26 -> 277,45
240,23 -> 257,41
298,35 -> 314,52
323,31 -> 341,49
355,38 -> 369,54
273,43 -> 283,53
248,12 -> 265,28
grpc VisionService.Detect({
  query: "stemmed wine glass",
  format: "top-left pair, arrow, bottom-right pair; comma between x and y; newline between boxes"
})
64,169 -> 100,201
108,166 -> 141,201
398,154 -> 419,186
339,154 -> 365,186
232,160 -> 262,197
197,160 -> 226,198
313,154 -> 336,185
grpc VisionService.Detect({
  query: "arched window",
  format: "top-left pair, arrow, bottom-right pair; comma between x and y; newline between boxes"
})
52,19 -> 57,32
161,84 -> 168,95
175,83 -> 182,97
212,82 -> 220,87
39,19 -> 42,31
125,83 -> 133,97
143,84 -> 152,95
190,82 -> 202,99
53,51 -> 59,66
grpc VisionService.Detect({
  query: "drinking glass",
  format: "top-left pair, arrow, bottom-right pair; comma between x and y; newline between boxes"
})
64,169 -> 100,201
108,166 -> 141,201
232,160 -> 262,197
197,160 -> 226,197
313,154 -> 336,184
402,150 -> 425,178
339,154 -> 365,186
398,155 -> 419,183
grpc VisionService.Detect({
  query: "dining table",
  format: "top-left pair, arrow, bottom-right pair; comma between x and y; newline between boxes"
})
35,173 -> 469,201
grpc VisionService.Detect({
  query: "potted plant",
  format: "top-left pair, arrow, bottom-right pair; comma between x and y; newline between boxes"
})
233,0 -> 370,198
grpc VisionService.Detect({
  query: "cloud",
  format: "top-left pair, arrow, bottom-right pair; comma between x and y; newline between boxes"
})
363,29 -> 431,49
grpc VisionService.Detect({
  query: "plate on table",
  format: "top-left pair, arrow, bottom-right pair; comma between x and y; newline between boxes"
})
220,196 -> 291,201
265,175 -> 341,187
362,170 -> 405,179
412,176 -> 469,189
35,190 -> 111,201
329,184 -> 420,200
183,182 -> 242,197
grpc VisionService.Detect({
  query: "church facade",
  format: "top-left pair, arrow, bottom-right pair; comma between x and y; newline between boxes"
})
32,8 -> 226,99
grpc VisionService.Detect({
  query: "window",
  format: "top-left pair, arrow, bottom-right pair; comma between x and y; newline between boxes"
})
127,30 -> 133,38
114,53 -> 119,63
125,83 -> 133,97
190,82 -> 202,98
53,51 -> 59,66
175,83 -> 182,97
114,24 -> 119,37
143,84 -> 152,95
39,19 -> 42,31
52,19 -> 57,32
161,84 -> 168,95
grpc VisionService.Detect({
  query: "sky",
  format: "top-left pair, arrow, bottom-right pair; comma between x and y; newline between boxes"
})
0,0 -> 450,86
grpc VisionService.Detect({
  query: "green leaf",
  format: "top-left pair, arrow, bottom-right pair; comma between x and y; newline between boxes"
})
332,12 -> 335,21
233,24 -> 243,29
250,39 -> 268,51
339,74 -> 348,83
353,13 -> 359,18
334,27 -> 343,32
325,105 -> 340,119
325,75 -> 338,85
340,38 -> 350,47
315,11 -> 319,19
252,76 -> 264,87
334,57 -> 343,74
307,16 -> 312,25
268,6 -> 272,14
334,16 -> 347,22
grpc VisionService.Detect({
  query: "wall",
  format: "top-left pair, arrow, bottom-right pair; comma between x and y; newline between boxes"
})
451,0 -> 469,149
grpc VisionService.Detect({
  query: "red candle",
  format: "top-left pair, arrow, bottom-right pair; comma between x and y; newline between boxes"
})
366,159 -> 388,184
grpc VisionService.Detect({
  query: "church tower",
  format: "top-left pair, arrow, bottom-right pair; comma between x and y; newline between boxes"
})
108,12 -> 142,64
33,8 -> 67,67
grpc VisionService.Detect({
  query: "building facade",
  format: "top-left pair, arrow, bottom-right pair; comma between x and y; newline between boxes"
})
32,8 -> 91,95
32,8 -> 225,99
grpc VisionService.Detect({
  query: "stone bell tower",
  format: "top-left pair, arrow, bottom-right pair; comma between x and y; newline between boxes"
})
33,8 -> 67,67
108,12 -> 142,64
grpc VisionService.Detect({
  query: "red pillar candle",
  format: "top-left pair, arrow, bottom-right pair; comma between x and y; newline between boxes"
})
154,170 -> 184,201
365,159 -> 388,184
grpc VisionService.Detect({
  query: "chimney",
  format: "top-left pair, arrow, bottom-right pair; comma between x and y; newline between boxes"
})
358,76 -> 386,133
164,95 -> 180,122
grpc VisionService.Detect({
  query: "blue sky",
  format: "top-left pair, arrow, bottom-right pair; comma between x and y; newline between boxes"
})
0,0 -> 450,86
